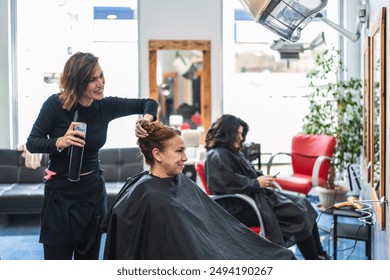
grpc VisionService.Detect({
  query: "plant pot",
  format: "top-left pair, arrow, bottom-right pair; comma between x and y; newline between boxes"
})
315,185 -> 349,211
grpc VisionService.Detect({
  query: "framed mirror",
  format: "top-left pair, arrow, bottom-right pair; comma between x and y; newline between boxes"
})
370,7 -> 386,230
148,40 -> 211,140
362,37 -> 371,181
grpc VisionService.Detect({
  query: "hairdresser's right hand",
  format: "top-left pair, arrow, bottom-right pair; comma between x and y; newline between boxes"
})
135,114 -> 154,138
56,122 -> 86,150
257,175 -> 275,189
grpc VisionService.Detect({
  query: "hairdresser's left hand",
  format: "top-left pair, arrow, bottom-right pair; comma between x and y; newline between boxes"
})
135,114 -> 154,138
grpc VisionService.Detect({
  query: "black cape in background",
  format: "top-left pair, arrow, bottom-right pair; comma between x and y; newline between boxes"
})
103,171 -> 296,260
205,148 -> 318,246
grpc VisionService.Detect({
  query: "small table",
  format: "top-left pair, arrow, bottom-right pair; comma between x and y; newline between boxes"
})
333,207 -> 372,260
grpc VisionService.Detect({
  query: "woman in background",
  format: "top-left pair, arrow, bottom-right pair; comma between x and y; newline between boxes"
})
103,122 -> 296,260
26,52 -> 158,260
175,102 -> 197,129
204,114 -> 329,260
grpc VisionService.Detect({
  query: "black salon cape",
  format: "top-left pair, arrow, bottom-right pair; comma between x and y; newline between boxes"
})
103,171 -> 296,260
205,148 -> 318,246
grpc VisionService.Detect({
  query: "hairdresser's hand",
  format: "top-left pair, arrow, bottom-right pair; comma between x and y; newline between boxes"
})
56,122 -> 86,150
135,114 -> 154,138
257,175 -> 275,189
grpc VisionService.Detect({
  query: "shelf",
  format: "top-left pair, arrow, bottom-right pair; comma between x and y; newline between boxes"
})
333,207 -> 372,260
336,223 -> 369,241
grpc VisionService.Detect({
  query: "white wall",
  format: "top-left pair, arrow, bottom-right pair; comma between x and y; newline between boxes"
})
0,0 -> 11,148
138,0 -> 223,122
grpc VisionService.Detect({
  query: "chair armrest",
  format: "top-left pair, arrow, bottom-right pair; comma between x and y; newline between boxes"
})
267,152 -> 291,174
311,155 -> 332,187
210,193 -> 266,238
271,181 -> 283,192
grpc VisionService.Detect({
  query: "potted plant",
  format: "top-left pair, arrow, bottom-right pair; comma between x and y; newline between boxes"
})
302,47 -> 363,209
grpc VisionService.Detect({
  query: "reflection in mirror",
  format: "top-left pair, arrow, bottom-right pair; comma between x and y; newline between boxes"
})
157,50 -> 202,126
159,72 -> 178,125
370,7 -> 386,230
149,40 -> 211,140
372,31 -> 380,192
362,38 -> 371,181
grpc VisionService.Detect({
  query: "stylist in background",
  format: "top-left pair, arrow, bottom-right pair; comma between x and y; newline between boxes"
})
26,52 -> 158,260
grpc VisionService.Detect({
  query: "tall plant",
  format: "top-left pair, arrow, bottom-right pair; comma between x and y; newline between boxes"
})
302,47 -> 363,188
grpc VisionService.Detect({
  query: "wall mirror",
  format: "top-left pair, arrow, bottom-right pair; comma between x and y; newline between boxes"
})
362,37 -> 371,181
148,40 -> 211,139
370,7 -> 386,230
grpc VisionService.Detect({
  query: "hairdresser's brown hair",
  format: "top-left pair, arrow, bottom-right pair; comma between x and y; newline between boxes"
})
59,52 -> 100,110
138,122 -> 181,167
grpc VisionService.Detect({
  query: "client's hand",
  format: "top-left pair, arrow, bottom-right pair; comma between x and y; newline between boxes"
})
257,176 -> 275,189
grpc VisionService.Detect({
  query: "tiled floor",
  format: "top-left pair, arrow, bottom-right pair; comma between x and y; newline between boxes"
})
0,214 -> 105,260
0,195 -> 368,260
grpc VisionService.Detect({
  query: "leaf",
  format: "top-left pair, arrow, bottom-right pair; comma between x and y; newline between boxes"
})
302,48 -> 363,187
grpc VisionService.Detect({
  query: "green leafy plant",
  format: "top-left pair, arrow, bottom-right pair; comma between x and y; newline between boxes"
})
302,47 -> 363,189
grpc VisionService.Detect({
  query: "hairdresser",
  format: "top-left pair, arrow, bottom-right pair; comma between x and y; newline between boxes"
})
26,52 -> 158,260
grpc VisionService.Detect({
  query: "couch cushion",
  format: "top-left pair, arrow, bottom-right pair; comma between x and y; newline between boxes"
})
0,148 -> 144,214
18,165 -> 47,183
0,149 -> 48,184
0,184 -> 15,196
99,148 -> 144,182
0,183 -> 44,213
105,182 -> 126,209
0,150 -> 23,183
100,148 -> 144,209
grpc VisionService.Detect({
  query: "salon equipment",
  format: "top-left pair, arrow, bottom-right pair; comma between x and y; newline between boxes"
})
68,122 -> 87,182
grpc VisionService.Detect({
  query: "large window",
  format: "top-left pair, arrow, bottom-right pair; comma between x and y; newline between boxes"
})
15,0 -> 139,148
223,0 -> 340,158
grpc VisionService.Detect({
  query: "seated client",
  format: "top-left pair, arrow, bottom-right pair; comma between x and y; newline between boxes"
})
103,122 -> 296,260
204,114 -> 329,260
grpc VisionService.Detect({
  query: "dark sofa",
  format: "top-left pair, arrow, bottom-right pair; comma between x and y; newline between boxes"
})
0,148 -> 144,216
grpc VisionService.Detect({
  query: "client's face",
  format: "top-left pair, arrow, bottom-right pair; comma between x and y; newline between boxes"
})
234,126 -> 244,149
159,134 -> 188,176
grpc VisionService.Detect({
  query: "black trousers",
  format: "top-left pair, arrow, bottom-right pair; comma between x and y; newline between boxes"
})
230,202 -> 326,259
43,233 -> 102,260
40,171 -> 107,260
296,223 -> 325,260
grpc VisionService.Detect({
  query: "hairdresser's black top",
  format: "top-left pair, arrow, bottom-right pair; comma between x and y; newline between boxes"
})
26,93 -> 158,175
